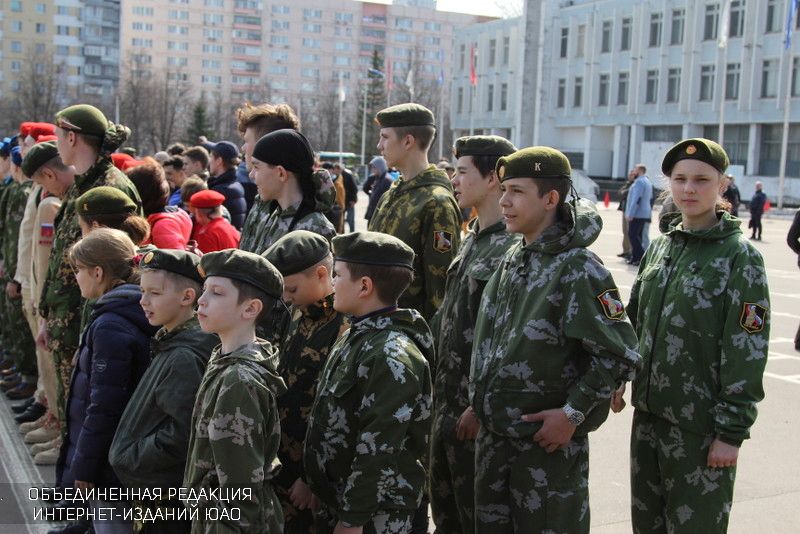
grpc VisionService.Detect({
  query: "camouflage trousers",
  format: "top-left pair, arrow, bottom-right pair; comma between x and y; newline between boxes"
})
45,307 -> 81,423
276,485 -> 315,534
2,279 -> 37,376
314,502 -> 413,534
631,410 -> 736,534
429,412 -> 476,534
474,427 -> 590,534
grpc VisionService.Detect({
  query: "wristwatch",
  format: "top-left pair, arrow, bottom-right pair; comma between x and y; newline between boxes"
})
562,403 -> 585,426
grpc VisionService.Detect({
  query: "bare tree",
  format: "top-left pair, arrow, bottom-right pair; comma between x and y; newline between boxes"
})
1,48 -> 67,132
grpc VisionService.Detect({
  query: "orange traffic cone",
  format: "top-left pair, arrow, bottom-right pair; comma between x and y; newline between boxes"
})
764,199 -> 771,212
603,191 -> 610,208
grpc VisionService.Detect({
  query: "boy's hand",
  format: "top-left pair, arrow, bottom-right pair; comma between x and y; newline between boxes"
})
522,409 -> 576,453
333,522 -> 363,534
456,406 -> 480,441
610,384 -> 626,413
707,438 -> 739,468
289,478 -> 316,510
36,320 -> 50,351
6,281 -> 20,299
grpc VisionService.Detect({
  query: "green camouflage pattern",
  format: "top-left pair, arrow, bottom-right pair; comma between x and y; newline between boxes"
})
367,165 -> 461,321
315,501 -> 413,534
37,156 -> 142,419
274,294 -> 347,533
429,218 -> 519,534
0,177 -> 12,353
304,308 -> 433,527
183,340 -> 287,534
239,198 -> 271,252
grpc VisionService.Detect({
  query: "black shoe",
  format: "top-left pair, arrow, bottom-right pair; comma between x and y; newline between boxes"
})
0,373 -> 21,391
627,259 -> 640,266
6,381 -> 36,400
11,396 -> 36,414
14,401 -> 45,424
47,520 -> 91,534
617,252 -> 630,258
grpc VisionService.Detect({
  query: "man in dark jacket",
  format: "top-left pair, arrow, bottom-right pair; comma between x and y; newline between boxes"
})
206,141 -> 246,230
363,156 -> 392,223
789,209 -> 800,351
334,163 -> 359,232
722,174 -> 741,216
749,181 -> 767,240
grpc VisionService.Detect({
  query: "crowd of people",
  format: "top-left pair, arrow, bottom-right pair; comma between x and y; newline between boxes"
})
0,97 -> 773,534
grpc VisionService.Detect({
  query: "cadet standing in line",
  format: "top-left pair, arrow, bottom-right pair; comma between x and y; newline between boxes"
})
469,147 -> 641,533
615,139 -> 770,533
429,135 -> 519,534
368,104 -> 462,323
184,249 -> 287,533
38,104 -> 141,424
304,231 -> 433,534
263,231 -> 348,533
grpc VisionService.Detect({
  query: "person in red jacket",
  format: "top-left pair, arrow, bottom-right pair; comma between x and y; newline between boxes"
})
189,190 -> 240,253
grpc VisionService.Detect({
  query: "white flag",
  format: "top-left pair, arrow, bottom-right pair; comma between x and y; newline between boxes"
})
338,74 -> 346,103
718,0 -> 731,49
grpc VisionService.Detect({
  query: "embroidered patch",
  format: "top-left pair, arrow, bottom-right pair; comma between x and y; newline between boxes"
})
685,145 -> 697,155
740,302 -> 767,333
197,264 -> 206,278
433,231 -> 453,253
142,251 -> 154,264
597,289 -> 625,320
40,223 -> 54,238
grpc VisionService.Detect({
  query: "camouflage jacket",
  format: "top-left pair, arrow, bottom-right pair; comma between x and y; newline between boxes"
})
368,165 -> 461,321
470,200 -> 641,438
304,308 -> 434,527
239,198 -> 271,253
275,294 -> 347,491
0,179 -> 32,280
432,218 -> 519,421
628,211 -> 770,446
38,156 -> 142,320
183,340 -> 287,533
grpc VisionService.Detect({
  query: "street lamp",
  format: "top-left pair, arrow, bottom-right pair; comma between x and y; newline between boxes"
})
361,68 -> 385,171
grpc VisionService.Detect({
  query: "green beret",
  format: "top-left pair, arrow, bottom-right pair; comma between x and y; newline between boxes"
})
55,104 -> 109,137
263,230 -> 331,276
140,249 -> 202,284
454,135 -> 517,159
21,141 -> 59,178
332,231 -> 414,271
375,103 -> 435,128
496,146 -> 572,182
661,138 -> 729,175
199,249 -> 283,300
76,186 -> 137,218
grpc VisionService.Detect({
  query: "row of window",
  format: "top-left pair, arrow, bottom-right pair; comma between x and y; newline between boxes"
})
459,37 -> 511,71
455,83 -> 510,114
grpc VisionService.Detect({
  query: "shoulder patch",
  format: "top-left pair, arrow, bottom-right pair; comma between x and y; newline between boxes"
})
740,302 -> 767,333
433,230 -> 453,253
597,289 -> 625,320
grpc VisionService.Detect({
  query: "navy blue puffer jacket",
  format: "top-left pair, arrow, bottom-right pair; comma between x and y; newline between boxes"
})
208,168 -> 247,230
57,283 -> 159,489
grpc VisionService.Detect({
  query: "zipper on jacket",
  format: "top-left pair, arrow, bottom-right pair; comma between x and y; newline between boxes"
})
643,236 -> 688,411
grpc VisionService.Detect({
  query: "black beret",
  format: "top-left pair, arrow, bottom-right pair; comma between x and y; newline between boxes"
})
496,146 -> 572,182
199,249 -> 284,300
661,138 -> 729,175
375,103 -> 435,128
76,186 -> 137,217
332,231 -> 414,271
263,230 -> 331,276
21,141 -> 59,178
454,135 -> 517,158
252,129 -> 314,176
140,249 -> 203,284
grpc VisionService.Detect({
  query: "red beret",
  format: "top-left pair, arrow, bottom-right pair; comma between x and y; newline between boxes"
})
36,135 -> 58,143
31,123 -> 56,140
121,159 -> 145,171
111,152 -> 134,169
190,190 -> 225,208
19,122 -> 35,137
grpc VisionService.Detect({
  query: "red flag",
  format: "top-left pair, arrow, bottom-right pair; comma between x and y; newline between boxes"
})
469,44 -> 477,87
603,191 -> 610,208
764,199 -> 771,212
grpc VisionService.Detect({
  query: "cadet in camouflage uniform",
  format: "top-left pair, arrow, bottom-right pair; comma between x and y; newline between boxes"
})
429,136 -> 518,534
39,105 -> 141,420
469,147 -> 641,533
622,139 -> 770,534
263,231 -> 348,533
304,232 -> 433,534
368,104 -> 462,322
0,138 -> 15,370
184,249 -> 287,534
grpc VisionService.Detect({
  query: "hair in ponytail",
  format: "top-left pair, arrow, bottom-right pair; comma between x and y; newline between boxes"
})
68,228 -> 139,286
79,212 -> 151,245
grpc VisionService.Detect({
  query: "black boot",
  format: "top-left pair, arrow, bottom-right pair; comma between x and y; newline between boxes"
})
11,396 -> 36,414
14,401 -> 46,423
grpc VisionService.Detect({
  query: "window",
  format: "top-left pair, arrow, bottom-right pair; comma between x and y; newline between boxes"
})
304,23 -> 322,33
336,12 -> 354,23
503,37 -> 510,65
204,13 -> 223,24
58,6 -> 68,15
131,38 -> 153,48
271,35 -> 288,46
726,62 -> 741,99
334,56 -> 351,66
133,6 -> 154,16
759,124 -> 800,175
168,57 -> 188,67
10,61 -> 21,73
598,74 -> 610,106
36,23 -> 46,33
234,15 -> 261,25
644,125 -> 682,142
302,38 -> 320,48
700,65 -> 715,101
167,41 -> 189,51
487,84 -> 495,111
168,25 -> 188,35
203,44 -> 223,54
574,77 -> 583,107
56,45 -> 70,56
501,83 -> 508,111
649,12 -> 662,47
272,5 -> 289,14
621,17 -> 632,51
766,0 -> 781,33
35,43 -> 45,54
560,27 -> 569,58
271,50 -> 288,61
618,72 -> 629,105
460,44 -> 466,70
303,8 -> 322,18
394,33 -> 411,43
646,69 -> 659,103
10,41 -> 22,53
335,42 -> 352,51
703,124 -> 749,167
601,20 -> 612,53
489,39 -> 497,67
394,17 -> 412,29
36,3 -> 46,13
205,0 -> 224,6
133,22 -> 153,31
704,3 -> 719,40
424,22 -> 441,31
205,28 -> 223,39
10,0 -> 21,11
272,20 -> 289,30
423,36 -> 440,46
202,75 -> 223,85
671,9 -> 685,45
557,78 -> 566,108
235,0 -> 260,7
57,25 -> 70,36
761,59 -> 778,98
302,53 -> 319,62
301,67 -> 319,77
11,21 -> 22,32
729,0 -> 745,38
269,65 -> 288,75
576,25 -> 586,57
793,57 -> 800,97
202,59 -> 221,69
457,87 -> 464,114
667,68 -> 681,102
232,45 -> 259,56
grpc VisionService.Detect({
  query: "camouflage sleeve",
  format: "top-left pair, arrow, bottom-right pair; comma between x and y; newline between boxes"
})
339,347 -> 426,526
420,197 -> 461,321
563,253 -> 642,415
715,245 -> 769,446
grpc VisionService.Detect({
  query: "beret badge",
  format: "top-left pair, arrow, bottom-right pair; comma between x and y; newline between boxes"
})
685,145 -> 697,155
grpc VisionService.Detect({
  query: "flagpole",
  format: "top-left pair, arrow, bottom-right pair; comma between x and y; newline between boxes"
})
360,83 -> 368,167
438,79 -> 444,160
338,73 -> 344,166
778,0 -> 798,209
717,0 -> 730,147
